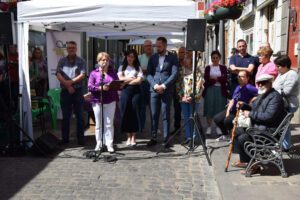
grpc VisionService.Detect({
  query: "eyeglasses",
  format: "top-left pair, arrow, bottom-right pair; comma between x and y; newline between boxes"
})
257,80 -> 269,85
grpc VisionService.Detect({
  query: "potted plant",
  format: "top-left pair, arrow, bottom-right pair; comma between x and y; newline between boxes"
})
204,0 -> 246,21
204,7 -> 219,24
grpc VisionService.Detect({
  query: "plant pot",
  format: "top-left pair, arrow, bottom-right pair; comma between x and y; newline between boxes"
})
204,14 -> 219,24
215,6 -> 243,20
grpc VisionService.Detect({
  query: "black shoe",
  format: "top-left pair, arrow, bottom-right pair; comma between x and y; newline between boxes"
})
181,138 -> 191,146
147,139 -> 157,147
58,140 -> 69,145
162,142 -> 171,149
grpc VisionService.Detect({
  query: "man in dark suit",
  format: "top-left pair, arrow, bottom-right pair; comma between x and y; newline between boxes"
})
146,37 -> 179,147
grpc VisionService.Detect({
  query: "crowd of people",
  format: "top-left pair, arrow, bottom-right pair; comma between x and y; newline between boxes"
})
54,38 -> 299,161
1,36 -> 298,176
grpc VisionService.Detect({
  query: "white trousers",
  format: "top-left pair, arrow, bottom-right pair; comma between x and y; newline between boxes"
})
92,101 -> 116,150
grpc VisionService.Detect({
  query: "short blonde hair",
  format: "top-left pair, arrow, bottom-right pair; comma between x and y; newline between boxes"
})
96,52 -> 110,62
257,47 -> 273,58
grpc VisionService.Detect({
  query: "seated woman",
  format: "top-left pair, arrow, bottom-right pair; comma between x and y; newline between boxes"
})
176,52 -> 203,145
88,52 -> 119,153
118,49 -> 143,146
273,55 -> 299,150
214,71 -> 258,142
232,74 -> 286,174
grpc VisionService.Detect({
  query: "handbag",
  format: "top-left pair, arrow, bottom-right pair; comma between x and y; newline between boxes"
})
236,110 -> 252,128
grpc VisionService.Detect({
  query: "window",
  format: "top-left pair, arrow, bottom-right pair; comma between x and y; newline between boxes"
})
244,30 -> 254,55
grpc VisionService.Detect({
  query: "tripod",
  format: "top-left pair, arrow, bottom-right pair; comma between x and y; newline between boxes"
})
84,65 -> 117,162
157,51 -> 211,166
0,93 -> 46,156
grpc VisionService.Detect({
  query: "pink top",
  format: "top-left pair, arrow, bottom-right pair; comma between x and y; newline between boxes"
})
255,62 -> 278,87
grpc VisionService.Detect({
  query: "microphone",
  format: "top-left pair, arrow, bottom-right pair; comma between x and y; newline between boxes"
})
100,63 -> 106,76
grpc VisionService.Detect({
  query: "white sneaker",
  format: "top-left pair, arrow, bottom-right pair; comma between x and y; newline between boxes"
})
216,127 -> 223,135
94,142 -> 102,151
216,135 -> 230,142
107,146 -> 115,153
206,127 -> 212,135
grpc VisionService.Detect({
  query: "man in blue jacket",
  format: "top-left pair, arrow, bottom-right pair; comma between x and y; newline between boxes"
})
147,37 -> 178,147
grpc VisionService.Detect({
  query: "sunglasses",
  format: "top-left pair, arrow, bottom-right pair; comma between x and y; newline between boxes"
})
257,80 -> 269,85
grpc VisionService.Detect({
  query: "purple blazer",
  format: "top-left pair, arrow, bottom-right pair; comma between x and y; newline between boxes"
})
202,64 -> 228,97
88,68 -> 119,104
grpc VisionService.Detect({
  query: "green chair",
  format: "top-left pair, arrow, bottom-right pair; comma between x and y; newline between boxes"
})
47,88 -> 61,129
31,97 -> 48,124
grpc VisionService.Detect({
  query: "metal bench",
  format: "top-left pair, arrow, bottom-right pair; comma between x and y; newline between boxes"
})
243,113 -> 294,178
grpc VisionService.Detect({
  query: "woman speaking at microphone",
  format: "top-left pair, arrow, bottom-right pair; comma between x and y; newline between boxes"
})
88,52 -> 119,153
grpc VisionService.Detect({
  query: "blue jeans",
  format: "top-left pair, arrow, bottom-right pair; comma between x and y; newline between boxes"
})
283,107 -> 298,150
180,102 -> 201,140
150,91 -> 172,140
60,88 -> 84,142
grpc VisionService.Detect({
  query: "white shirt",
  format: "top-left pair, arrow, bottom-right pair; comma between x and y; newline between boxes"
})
210,65 -> 221,86
158,55 -> 165,70
117,65 -> 143,79
273,69 -> 299,110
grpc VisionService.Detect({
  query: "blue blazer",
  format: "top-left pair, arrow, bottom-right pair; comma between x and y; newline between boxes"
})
147,52 -> 178,93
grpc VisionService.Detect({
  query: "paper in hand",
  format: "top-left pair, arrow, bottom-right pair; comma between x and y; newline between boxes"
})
108,80 -> 124,90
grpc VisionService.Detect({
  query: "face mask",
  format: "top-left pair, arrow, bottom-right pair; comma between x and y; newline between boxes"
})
258,86 -> 267,95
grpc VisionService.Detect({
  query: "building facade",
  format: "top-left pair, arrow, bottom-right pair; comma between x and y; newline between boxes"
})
205,0 -> 300,122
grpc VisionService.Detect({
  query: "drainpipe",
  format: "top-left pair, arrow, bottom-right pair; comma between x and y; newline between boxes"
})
287,0 -> 291,57
219,20 -> 225,64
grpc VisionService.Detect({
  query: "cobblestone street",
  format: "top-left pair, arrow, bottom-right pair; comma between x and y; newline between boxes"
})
1,107 -> 300,200
0,135 -> 221,200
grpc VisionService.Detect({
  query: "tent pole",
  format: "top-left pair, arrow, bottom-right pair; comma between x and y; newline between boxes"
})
17,22 -> 33,146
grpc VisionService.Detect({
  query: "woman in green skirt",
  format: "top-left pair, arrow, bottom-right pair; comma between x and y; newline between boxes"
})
202,51 -> 228,135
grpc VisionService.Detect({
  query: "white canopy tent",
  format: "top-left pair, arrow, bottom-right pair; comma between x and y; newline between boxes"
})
86,32 -> 185,40
128,38 -> 184,46
128,38 -> 184,51
17,0 -> 197,139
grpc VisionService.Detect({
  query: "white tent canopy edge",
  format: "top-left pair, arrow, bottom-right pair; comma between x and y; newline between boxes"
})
17,0 -> 197,140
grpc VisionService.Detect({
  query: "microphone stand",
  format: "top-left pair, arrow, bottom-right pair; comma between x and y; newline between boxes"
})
156,51 -> 211,166
93,66 -> 108,161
